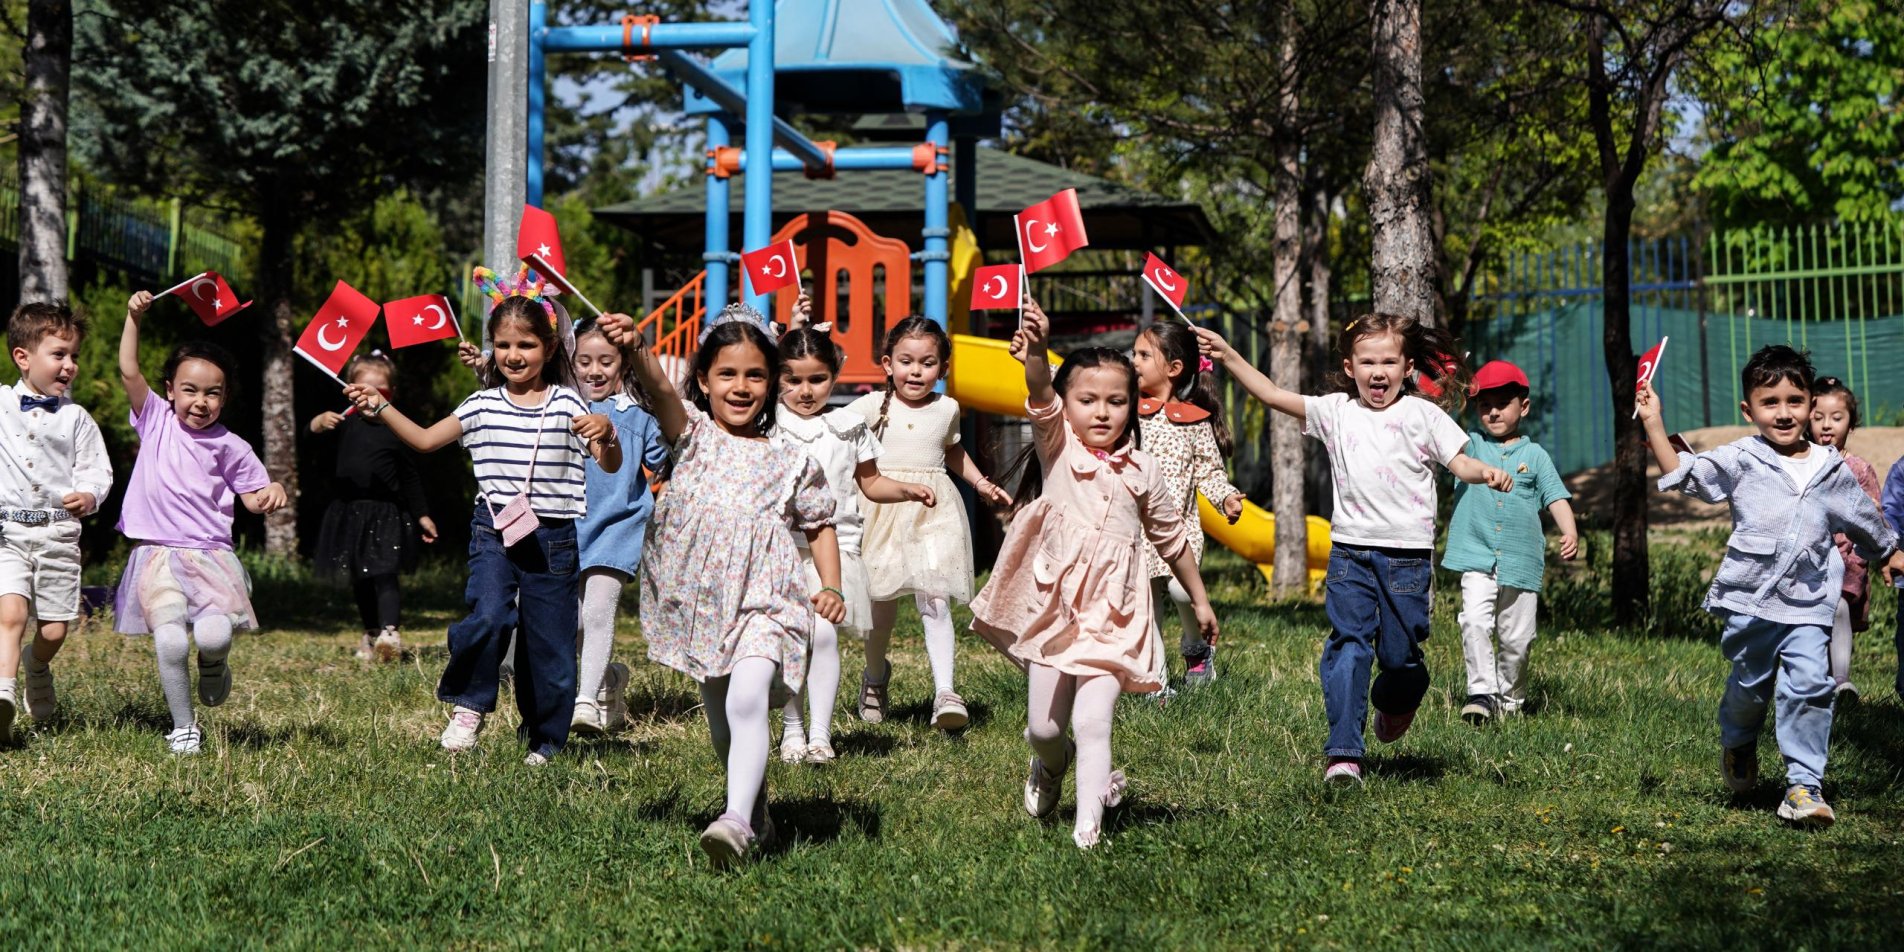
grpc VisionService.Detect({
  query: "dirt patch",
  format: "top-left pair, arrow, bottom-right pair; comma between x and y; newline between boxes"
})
1564,425 -> 1904,530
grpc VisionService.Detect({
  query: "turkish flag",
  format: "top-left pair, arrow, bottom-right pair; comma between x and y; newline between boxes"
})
1017,189 -> 1089,273
1636,337 -> 1669,393
969,264 -> 1022,311
517,204 -> 566,278
741,239 -> 801,296
294,281 -> 381,378
384,294 -> 460,349
160,271 -> 251,327
1141,252 -> 1188,314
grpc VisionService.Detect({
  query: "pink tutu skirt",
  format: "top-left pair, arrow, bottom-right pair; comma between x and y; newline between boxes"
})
114,545 -> 257,635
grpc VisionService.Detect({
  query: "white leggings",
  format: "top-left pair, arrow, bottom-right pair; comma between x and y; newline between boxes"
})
864,595 -> 956,695
1026,663 -> 1122,840
783,615 -> 839,746
153,617 -> 234,729
699,656 -> 777,830
576,568 -> 624,699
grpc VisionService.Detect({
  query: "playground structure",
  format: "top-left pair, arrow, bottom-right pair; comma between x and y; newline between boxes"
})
506,0 -> 1328,586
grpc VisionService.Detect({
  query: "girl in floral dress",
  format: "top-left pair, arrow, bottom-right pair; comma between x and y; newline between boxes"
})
602,304 -> 845,868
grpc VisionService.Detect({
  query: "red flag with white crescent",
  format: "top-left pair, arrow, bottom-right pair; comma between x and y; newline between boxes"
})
384,294 -> 461,348
1636,337 -> 1669,393
159,271 -> 251,327
294,281 -> 381,378
1140,252 -> 1188,314
516,205 -> 566,278
741,239 -> 801,296
968,264 -> 1022,311
1017,189 -> 1089,273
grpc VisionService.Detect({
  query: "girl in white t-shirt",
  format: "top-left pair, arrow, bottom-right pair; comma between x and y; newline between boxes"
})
773,298 -> 937,763
1197,315 -> 1511,785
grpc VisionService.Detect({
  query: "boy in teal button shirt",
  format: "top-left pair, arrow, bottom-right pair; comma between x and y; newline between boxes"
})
1442,360 -> 1578,722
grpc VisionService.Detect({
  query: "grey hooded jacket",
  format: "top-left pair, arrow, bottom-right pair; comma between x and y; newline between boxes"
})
1659,437 -> 1897,627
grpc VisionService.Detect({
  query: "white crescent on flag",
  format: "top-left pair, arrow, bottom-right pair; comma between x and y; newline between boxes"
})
765,254 -> 787,279
424,304 -> 449,331
1150,266 -> 1178,292
316,318 -> 349,351
190,276 -> 218,302
983,274 -> 1008,301
1025,219 -> 1048,253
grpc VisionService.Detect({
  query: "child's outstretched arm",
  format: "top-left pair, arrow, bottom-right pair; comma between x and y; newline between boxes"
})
343,385 -> 462,453
119,291 -> 154,409
1634,381 -> 1682,475
598,312 -> 688,444
1163,546 -> 1220,647
1193,325 -> 1304,423
1446,453 -> 1515,492
854,461 -> 936,507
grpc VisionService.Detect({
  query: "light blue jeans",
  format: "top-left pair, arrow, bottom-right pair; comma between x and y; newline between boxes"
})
1718,613 -> 1834,787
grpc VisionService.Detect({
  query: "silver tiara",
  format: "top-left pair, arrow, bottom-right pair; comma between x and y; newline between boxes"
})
699,303 -> 773,344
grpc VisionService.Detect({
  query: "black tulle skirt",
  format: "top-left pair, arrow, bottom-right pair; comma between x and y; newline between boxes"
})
314,499 -> 417,581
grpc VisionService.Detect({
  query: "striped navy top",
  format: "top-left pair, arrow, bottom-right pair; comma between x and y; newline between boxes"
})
455,385 -> 592,519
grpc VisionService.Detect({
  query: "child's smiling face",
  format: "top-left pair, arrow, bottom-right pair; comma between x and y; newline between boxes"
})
1344,331 -> 1411,409
698,339 -> 772,435
1741,378 -> 1812,452
574,333 -> 622,401
1809,392 -> 1852,448
13,329 -> 81,397
166,358 -> 228,430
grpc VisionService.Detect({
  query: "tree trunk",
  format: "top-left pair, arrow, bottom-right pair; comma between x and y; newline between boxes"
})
17,0 -> 72,305
1269,2 -> 1308,596
1301,177 -> 1335,519
1602,178 -> 1648,625
1365,0 -> 1438,325
258,183 -> 300,555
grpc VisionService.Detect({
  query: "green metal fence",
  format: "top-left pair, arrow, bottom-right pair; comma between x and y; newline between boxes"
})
0,176 -> 247,286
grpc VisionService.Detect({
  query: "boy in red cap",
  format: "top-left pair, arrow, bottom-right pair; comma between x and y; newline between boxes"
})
1441,360 -> 1578,722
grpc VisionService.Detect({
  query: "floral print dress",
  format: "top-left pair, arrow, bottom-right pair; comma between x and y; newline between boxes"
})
640,407 -> 835,692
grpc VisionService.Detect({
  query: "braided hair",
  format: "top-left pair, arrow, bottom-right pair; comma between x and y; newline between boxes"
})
873,317 -> 953,437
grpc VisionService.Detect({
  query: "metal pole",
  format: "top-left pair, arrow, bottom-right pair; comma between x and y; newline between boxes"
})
483,0 -> 530,349
526,1 -> 547,207
704,113 -> 733,312
922,111 -> 950,327
740,0 -> 776,314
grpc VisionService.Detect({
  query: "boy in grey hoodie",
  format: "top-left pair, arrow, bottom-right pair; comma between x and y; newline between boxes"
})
1637,344 -> 1903,827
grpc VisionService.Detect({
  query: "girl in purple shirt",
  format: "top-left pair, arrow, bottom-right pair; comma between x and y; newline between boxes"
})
115,291 -> 287,756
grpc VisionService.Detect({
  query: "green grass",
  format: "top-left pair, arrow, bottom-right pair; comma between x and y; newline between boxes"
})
6,543 -> 1904,949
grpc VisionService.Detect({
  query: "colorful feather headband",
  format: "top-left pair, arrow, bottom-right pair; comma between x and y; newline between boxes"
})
472,264 -> 561,322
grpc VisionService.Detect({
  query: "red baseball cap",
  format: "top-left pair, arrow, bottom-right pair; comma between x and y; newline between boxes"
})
1468,359 -> 1530,395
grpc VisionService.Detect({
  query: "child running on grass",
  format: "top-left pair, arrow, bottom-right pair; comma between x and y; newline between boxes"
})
601,303 -> 844,867
115,290 -> 288,755
774,295 -> 937,763
1198,314 -> 1511,785
972,295 -> 1217,849
0,301 -> 113,739
308,352 -> 437,662
1806,375 -> 1882,704
1638,345 -> 1903,827
347,268 -> 620,765
567,324 -> 670,735
1441,360 -> 1578,723
1130,319 -> 1243,688
846,317 -> 1012,732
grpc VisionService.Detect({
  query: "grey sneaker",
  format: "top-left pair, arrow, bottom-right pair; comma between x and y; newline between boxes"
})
931,690 -> 970,732
166,723 -> 204,755
1722,743 -> 1759,794
197,655 -> 232,707
601,662 -> 631,730
1776,784 -> 1835,827
1185,648 -> 1216,686
1460,694 -> 1497,725
1024,740 -> 1074,818
570,697 -> 607,735
699,813 -> 754,869
23,661 -> 56,722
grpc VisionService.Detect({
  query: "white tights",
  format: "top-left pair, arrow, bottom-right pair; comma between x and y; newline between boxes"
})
699,656 -> 777,830
576,569 -> 624,699
153,616 -> 234,729
783,616 -> 839,747
1026,663 -> 1123,841
864,595 -> 956,694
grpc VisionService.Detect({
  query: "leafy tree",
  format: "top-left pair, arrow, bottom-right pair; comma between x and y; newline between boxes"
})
71,0 -> 486,554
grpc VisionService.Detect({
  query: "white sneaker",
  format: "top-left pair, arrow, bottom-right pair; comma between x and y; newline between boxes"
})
23,661 -> 56,722
524,750 -> 552,766
353,632 -> 377,661
372,626 -> 403,662
780,727 -> 809,763
440,706 -> 484,751
198,655 -> 232,707
600,661 -> 631,731
166,723 -> 203,755
1024,740 -> 1073,818
0,686 -> 16,742
571,697 -> 607,734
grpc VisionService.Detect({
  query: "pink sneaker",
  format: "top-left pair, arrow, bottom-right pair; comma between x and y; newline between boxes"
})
1324,758 -> 1364,785
1373,708 -> 1416,744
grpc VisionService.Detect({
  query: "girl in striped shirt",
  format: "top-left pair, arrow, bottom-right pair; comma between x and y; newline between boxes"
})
346,268 -> 620,764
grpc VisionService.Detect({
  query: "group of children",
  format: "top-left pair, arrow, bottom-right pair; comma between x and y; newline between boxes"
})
3,265 -> 1901,862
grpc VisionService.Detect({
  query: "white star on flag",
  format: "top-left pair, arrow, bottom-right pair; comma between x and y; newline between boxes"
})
413,316 -> 425,325
537,243 -> 553,258
1044,222 -> 1060,237
336,318 -> 350,328
213,297 -> 225,311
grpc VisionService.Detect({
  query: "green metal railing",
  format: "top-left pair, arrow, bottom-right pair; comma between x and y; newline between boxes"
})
0,176 -> 247,286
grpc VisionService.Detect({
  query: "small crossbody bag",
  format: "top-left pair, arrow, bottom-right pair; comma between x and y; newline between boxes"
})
487,397 -> 548,547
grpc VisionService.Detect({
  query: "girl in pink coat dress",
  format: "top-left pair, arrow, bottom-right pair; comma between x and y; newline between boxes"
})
971,295 -> 1219,849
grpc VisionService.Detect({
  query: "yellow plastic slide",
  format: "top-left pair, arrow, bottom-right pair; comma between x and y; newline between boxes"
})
948,333 -> 1331,587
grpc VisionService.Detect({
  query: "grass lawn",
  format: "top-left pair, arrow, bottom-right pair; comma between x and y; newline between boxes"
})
2,539 -> 1901,949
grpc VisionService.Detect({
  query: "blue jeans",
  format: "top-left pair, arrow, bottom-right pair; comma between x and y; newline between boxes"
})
438,502 -> 580,754
1718,613 -> 1833,788
1321,545 -> 1433,759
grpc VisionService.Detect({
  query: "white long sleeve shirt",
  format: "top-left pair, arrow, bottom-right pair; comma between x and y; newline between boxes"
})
0,381 -> 114,514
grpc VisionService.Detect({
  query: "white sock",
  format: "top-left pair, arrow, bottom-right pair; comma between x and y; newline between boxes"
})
577,569 -> 622,699
153,623 -> 195,728
1070,675 -> 1122,838
804,616 -> 840,745
701,657 -> 777,829
918,595 -> 956,696
0,676 -> 16,698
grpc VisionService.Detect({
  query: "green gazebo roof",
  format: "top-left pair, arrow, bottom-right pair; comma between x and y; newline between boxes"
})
593,147 -> 1212,254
